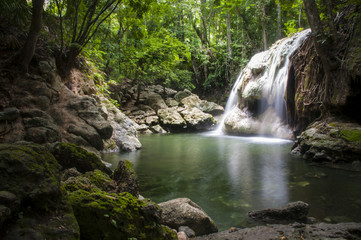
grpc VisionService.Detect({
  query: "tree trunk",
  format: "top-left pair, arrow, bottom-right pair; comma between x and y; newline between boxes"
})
18,0 -> 44,73
277,3 -> 281,39
262,1 -> 268,50
226,11 -> 232,83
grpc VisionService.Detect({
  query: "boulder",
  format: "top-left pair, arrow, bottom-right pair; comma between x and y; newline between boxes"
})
151,125 -> 167,134
165,98 -> 179,107
199,101 -> 224,116
0,107 -> 20,122
158,107 -> 187,132
180,107 -> 215,131
193,222 -> 361,240
181,94 -> 202,108
67,190 -> 176,240
68,123 -> 104,150
174,89 -> 192,102
84,170 -> 117,193
293,118 -> 361,165
100,97 -> 141,152
51,142 -> 111,175
159,198 -> 218,236
147,93 -> 168,112
248,201 -> 309,223
0,143 -> 61,210
112,160 -> 139,197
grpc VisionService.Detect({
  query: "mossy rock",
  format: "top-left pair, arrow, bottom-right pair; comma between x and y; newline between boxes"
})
51,142 -> 111,175
3,201 -> 80,240
340,129 -> 361,142
0,143 -> 61,210
67,190 -> 176,240
113,160 -> 139,197
84,170 -> 117,193
62,176 -> 101,193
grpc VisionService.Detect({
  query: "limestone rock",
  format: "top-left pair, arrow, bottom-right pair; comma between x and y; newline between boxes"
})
51,142 -> 111,175
147,93 -> 168,112
180,107 -> 215,131
174,89 -> 192,102
248,201 -> 310,223
159,198 -> 218,236
199,101 -> 224,116
158,107 -> 186,132
67,123 -> 104,150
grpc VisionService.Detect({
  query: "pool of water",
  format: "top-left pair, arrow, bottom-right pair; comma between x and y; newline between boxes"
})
103,133 -> 361,231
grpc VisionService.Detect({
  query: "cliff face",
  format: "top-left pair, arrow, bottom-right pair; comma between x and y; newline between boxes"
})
288,5 -> 361,166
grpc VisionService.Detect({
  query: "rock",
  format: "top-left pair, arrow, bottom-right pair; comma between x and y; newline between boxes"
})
51,142 -> 111,175
0,143 -> 61,210
293,118 -> 361,164
84,170 -> 117,193
100,97 -> 141,152
151,124 -> 167,134
38,60 -> 53,74
61,168 -> 82,181
248,201 -> 309,223
78,110 -> 113,139
147,93 -> 168,112
145,115 -> 159,126
0,107 -> 20,121
181,94 -> 202,108
180,107 -> 215,131
199,101 -> 224,116
67,190 -> 176,240
174,89 -> 192,102
3,202 -> 80,240
193,222 -> 361,240
179,226 -> 196,238
112,160 -> 139,197
159,198 -> 218,236
25,126 -> 61,143
158,107 -> 186,132
67,123 -> 104,150
165,98 -> 179,107
177,231 -> 189,240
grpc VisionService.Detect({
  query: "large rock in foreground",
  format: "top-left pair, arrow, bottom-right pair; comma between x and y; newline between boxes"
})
194,222 -> 361,240
159,198 -> 218,236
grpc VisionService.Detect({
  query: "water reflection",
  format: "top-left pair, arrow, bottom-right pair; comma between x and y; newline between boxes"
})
102,134 -> 361,231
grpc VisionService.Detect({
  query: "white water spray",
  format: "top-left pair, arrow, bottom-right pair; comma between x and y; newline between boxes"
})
215,29 -> 311,137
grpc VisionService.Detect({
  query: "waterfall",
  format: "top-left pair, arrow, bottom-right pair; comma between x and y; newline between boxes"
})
216,29 -> 311,138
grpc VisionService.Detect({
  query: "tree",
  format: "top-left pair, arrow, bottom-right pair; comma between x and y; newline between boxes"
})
18,0 -> 45,73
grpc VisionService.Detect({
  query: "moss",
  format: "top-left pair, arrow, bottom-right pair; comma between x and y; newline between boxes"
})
67,190 -> 172,240
340,129 -> 361,142
84,170 -> 117,192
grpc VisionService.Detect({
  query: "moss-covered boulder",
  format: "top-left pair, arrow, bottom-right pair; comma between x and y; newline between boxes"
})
51,142 -> 111,175
0,143 -> 61,210
84,170 -> 117,193
113,160 -> 139,197
67,190 -> 176,240
292,117 -> 361,167
3,201 -> 80,240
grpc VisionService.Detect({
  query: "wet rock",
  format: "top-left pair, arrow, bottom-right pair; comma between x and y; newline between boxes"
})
248,201 -> 309,223
159,198 -> 218,236
51,142 -> 111,175
179,226 -> 196,238
112,160 -> 139,197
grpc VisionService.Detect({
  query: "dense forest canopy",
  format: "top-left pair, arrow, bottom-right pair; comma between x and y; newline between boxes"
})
1,0 -> 356,101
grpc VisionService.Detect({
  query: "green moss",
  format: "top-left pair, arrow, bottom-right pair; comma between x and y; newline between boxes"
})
67,190 -> 171,240
340,129 -> 361,142
84,170 -> 116,192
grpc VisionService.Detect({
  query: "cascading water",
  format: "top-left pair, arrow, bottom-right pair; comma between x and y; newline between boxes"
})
216,29 -> 311,138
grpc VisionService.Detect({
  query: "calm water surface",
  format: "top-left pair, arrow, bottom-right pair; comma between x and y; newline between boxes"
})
103,133 -> 361,231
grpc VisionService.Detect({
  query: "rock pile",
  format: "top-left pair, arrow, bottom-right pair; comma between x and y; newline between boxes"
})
113,85 -> 224,133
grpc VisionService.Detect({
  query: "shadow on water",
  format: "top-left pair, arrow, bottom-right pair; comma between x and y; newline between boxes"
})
103,133 -> 361,231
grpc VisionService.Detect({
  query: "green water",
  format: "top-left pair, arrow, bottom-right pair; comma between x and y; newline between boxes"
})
103,133 -> 361,231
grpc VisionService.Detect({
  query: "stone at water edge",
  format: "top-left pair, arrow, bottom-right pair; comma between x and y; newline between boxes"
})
248,201 -> 309,223
158,198 -> 218,236
112,160 -> 139,197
